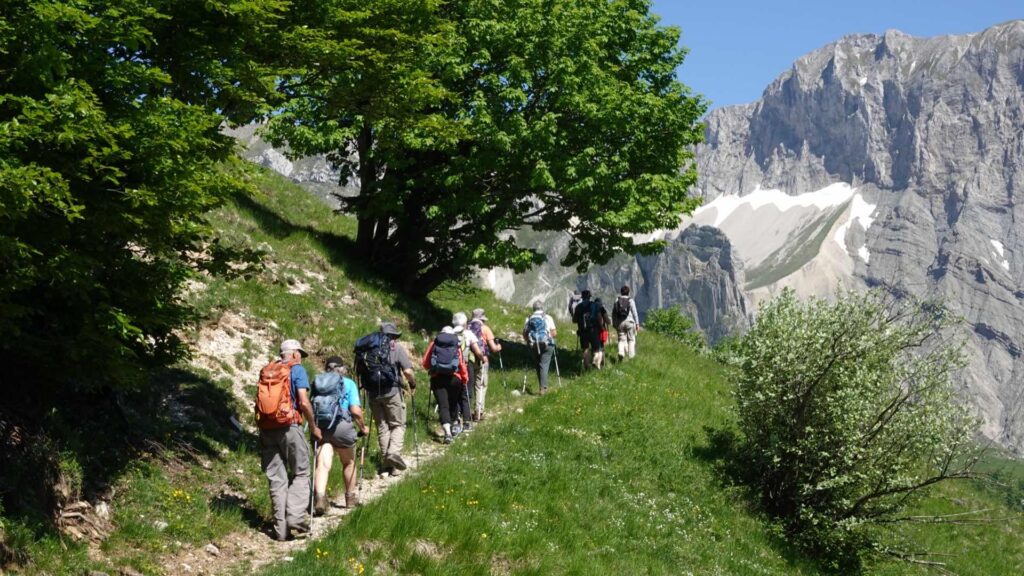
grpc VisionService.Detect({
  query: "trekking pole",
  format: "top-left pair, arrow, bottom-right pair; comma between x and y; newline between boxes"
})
309,438 -> 318,518
498,349 -> 507,390
411,386 -> 419,467
553,343 -> 562,387
521,372 -> 528,395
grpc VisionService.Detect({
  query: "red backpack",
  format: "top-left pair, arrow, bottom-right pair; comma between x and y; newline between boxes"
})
255,359 -> 301,429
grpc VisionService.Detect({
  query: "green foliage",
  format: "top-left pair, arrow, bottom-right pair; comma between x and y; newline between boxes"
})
0,1 -> 285,392
645,307 -> 706,351
269,0 -> 707,295
733,289 -> 981,569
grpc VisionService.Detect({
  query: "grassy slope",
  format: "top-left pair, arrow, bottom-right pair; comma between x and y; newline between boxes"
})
226,169 -> 1020,576
4,166 -> 1021,575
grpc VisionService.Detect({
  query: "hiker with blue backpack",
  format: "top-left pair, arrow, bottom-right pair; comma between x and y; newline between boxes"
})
353,322 -> 418,478
311,356 -> 368,513
422,326 -> 469,444
522,301 -> 558,395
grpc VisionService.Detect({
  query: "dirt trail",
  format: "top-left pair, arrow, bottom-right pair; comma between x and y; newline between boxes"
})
158,438 -> 448,575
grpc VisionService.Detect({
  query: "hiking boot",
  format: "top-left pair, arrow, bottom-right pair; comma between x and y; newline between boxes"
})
472,411 -> 480,422
345,492 -> 359,508
451,422 -> 462,436
443,434 -> 453,444
463,422 -> 473,432
387,453 -> 408,471
288,527 -> 310,541
313,494 -> 328,517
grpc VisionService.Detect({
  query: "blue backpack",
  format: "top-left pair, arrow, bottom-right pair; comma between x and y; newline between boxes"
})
311,372 -> 353,429
526,314 -> 550,349
429,332 -> 461,376
353,331 -> 400,396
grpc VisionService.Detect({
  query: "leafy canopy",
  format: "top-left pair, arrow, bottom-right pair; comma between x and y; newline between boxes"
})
0,0 -> 286,392
269,0 -> 707,295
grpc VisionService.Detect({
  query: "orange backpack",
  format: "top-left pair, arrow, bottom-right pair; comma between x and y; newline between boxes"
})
254,359 -> 302,429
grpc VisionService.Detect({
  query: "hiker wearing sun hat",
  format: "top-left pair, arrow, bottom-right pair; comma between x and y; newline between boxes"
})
468,308 -> 501,421
354,321 -> 418,478
255,339 -> 320,541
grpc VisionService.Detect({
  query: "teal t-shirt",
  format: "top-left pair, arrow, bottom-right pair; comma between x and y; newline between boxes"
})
340,377 -> 361,412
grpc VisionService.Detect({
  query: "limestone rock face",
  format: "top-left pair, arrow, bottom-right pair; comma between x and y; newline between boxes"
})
577,226 -> 749,344
694,21 -> 1024,451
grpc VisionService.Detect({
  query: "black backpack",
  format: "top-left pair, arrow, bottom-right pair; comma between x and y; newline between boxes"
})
612,296 -> 631,325
429,332 -> 461,376
577,300 -> 597,334
353,331 -> 399,395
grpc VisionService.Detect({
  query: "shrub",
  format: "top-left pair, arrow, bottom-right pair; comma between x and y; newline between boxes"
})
733,289 -> 979,569
644,307 -> 705,351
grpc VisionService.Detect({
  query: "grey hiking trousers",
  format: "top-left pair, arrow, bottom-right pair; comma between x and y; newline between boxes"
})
260,425 -> 310,540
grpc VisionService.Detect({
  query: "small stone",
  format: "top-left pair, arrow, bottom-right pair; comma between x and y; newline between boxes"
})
510,390 -> 521,397
516,408 -> 524,414
120,568 -> 144,576
204,543 -> 220,556
153,520 -> 169,531
89,571 -> 110,576
94,502 -> 110,520
283,556 -> 294,562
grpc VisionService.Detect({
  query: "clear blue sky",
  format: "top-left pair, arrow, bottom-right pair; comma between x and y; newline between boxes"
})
651,0 -> 1023,109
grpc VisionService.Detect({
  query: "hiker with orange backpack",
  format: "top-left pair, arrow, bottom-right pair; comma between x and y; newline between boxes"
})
255,339 -> 321,541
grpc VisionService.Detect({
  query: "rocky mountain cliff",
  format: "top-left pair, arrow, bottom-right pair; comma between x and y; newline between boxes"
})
491,20 -> 1024,451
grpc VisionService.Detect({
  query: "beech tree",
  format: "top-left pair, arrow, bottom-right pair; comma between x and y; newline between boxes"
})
0,1 -> 285,392
270,0 -> 707,295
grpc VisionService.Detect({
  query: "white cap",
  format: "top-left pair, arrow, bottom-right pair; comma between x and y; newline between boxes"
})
280,339 -> 308,358
441,326 -> 455,334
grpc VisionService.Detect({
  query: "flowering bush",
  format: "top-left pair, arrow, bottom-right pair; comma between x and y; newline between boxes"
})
733,289 -> 980,568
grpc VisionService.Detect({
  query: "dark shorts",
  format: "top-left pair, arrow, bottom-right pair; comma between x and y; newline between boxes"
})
580,330 -> 601,351
322,419 -> 357,449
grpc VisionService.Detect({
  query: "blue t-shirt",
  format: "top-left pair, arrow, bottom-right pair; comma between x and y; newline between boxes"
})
290,364 -> 310,414
339,377 -> 361,412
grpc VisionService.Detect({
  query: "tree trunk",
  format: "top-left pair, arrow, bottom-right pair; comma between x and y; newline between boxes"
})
355,121 -> 376,260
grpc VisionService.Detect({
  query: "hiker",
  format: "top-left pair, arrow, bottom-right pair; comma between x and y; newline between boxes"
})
468,308 -> 502,421
353,322 -> 418,477
522,301 -> 557,395
422,326 -> 469,444
572,290 -> 602,370
311,356 -> 369,514
452,312 -> 487,432
255,339 -> 321,541
592,297 -> 610,369
612,285 -> 641,361
567,289 -> 582,318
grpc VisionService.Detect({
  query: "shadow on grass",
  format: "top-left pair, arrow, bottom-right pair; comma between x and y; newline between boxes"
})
230,192 -> 451,333
0,365 -> 261,549
691,426 -> 846,574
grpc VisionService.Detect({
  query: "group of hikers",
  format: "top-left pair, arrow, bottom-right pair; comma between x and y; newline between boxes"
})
252,286 -> 641,541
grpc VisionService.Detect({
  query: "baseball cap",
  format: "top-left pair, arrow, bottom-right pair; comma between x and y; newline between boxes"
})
280,339 -> 308,358
441,326 -> 455,334
471,308 -> 488,322
380,322 -> 402,337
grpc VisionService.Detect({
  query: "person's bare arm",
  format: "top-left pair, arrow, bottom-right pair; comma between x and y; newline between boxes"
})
349,405 -> 369,436
297,389 -> 322,441
471,341 -> 488,364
